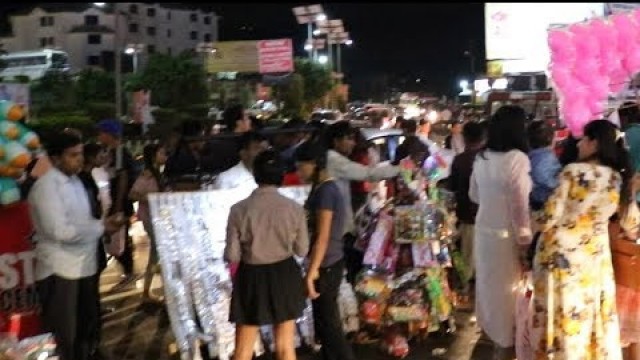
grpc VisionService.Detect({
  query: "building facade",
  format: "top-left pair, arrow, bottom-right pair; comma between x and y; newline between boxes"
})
0,3 -> 219,72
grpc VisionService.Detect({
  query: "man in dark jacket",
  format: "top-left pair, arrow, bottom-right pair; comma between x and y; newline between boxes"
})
448,121 -> 486,298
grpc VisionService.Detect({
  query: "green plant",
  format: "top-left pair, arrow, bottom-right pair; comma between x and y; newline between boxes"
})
86,102 -> 116,122
183,104 -> 210,118
29,114 -> 94,139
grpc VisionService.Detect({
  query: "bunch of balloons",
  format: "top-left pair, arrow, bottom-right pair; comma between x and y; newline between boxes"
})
548,9 -> 640,136
0,100 -> 40,206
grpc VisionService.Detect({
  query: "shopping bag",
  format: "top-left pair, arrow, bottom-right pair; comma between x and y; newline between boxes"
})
106,226 -> 126,257
515,272 -> 534,360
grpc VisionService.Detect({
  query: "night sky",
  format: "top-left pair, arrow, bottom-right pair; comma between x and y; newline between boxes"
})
0,3 -> 486,100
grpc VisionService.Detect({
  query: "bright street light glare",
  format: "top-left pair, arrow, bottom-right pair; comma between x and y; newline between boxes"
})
93,2 -> 106,7
304,43 -> 313,51
313,29 -> 322,36
316,13 -> 327,21
459,80 -> 469,89
318,55 -> 328,64
125,47 -> 135,55
345,39 -> 353,46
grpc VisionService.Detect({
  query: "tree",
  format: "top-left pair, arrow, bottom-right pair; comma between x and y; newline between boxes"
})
281,73 -> 305,118
126,53 -> 208,109
31,72 -> 76,116
293,58 -> 333,110
74,69 -> 115,107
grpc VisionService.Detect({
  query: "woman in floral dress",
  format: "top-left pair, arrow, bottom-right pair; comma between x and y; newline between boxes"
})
532,119 -> 633,360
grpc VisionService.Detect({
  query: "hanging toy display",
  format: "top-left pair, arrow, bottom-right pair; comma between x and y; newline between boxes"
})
0,100 -> 38,207
351,152 -> 460,358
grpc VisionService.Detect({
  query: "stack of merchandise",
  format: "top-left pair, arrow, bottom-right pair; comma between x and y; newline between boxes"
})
351,158 -> 463,358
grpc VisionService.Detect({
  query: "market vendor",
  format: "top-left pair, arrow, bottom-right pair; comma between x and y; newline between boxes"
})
325,121 -> 400,284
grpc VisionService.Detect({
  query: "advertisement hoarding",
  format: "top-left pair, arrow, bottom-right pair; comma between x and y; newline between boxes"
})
485,3 -> 605,74
207,39 -> 293,74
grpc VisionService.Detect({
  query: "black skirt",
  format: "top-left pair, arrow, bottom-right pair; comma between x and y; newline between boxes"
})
230,257 -> 306,326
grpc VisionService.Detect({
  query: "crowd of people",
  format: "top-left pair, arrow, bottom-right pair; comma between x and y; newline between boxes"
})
446,104 -> 640,360
14,99 -> 640,360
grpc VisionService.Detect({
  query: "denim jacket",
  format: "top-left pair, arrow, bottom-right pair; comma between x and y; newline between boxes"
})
528,147 -> 562,210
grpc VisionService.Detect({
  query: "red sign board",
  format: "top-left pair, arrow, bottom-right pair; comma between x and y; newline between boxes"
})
258,39 -> 293,74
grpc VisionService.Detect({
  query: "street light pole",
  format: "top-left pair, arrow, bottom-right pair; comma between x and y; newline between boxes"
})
114,4 -> 123,120
307,23 -> 312,60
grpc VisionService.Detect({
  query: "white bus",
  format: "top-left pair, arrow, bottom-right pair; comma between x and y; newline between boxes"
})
0,49 -> 70,81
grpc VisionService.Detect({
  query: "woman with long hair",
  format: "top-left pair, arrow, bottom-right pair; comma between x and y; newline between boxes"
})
129,143 -> 168,303
295,140 -> 355,360
532,119 -> 632,359
469,105 -> 532,359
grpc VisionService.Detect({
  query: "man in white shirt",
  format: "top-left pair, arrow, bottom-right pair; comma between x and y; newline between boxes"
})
28,131 -> 124,360
213,131 -> 269,190
325,121 -> 400,283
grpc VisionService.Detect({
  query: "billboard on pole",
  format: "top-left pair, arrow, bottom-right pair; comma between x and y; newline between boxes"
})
207,39 -> 293,74
485,3 -> 604,74
258,39 -> 294,73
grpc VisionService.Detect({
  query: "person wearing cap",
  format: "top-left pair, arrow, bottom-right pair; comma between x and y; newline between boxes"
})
28,131 -> 125,360
325,121 -> 400,284
97,119 -> 138,283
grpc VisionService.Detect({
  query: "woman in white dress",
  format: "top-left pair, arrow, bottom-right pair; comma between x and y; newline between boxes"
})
469,105 -> 533,359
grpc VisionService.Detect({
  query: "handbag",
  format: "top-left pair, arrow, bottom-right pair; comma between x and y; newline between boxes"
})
609,202 -> 640,290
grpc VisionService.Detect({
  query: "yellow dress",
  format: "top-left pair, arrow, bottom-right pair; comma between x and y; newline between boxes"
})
532,163 -> 622,360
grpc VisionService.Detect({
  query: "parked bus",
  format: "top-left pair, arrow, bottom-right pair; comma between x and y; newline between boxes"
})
0,49 -> 70,81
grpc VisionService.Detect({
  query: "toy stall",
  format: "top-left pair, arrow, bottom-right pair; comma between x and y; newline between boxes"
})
0,100 -> 58,359
344,155 -> 469,358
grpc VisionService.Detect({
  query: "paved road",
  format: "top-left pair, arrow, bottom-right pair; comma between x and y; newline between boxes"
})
98,226 -> 495,360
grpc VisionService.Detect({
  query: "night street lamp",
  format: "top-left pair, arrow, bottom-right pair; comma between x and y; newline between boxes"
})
328,31 -> 351,76
93,2 -> 127,119
125,43 -> 144,73
318,55 -> 328,65
292,4 -> 324,60
316,19 -> 344,71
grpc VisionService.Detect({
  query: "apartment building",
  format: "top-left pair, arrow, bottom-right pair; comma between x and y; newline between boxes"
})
0,3 -> 219,72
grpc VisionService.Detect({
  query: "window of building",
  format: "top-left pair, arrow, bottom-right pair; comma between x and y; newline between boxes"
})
190,13 -> 198,22
39,37 -> 55,47
167,29 -> 172,38
129,23 -> 139,33
147,8 -> 156,17
129,4 -> 138,14
148,45 -> 156,54
88,34 -> 102,45
167,11 -> 172,20
147,26 -> 156,36
204,16 -> 211,25
204,33 -> 211,42
84,15 -> 98,26
40,16 -> 54,27
190,31 -> 198,40
87,55 -> 100,66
